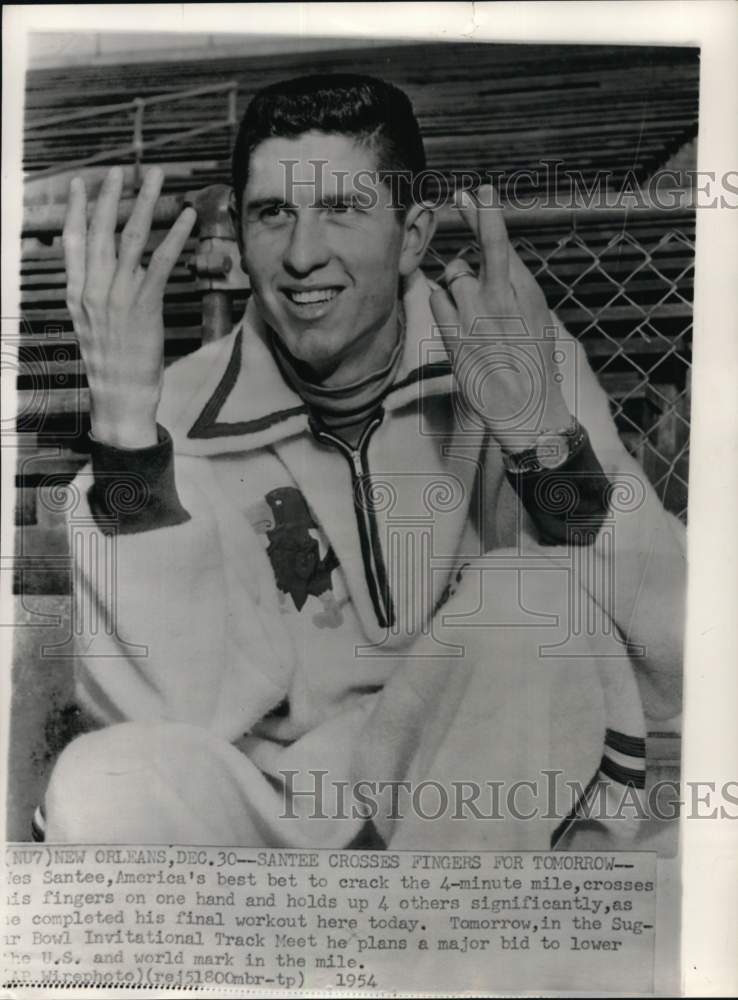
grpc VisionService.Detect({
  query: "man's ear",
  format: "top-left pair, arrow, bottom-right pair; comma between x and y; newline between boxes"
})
228,188 -> 245,260
398,203 -> 437,278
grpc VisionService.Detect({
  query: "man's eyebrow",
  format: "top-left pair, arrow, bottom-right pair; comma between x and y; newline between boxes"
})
245,192 -> 369,212
244,196 -> 291,212
315,192 -> 368,207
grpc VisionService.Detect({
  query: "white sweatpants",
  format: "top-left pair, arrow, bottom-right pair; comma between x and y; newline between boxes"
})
44,554 -> 647,849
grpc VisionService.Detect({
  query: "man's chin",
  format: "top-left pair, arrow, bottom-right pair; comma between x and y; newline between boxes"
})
271,325 -> 348,374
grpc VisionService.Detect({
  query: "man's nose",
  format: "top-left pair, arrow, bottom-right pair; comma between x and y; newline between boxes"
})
282,212 -> 331,274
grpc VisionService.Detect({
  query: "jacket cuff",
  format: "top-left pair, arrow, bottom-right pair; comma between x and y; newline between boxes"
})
87,425 -> 191,535
505,428 -> 611,545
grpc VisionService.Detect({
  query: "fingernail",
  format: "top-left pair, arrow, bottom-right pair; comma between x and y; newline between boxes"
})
108,166 -> 123,183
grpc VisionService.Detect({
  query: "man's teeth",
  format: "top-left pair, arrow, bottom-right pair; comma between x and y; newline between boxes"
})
288,288 -> 339,304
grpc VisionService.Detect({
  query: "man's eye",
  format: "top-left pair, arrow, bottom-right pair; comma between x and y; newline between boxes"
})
260,205 -> 289,222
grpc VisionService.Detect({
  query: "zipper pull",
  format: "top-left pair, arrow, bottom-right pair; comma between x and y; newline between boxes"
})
349,449 -> 364,478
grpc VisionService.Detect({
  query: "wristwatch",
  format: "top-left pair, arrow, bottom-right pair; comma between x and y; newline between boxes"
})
502,416 -> 587,474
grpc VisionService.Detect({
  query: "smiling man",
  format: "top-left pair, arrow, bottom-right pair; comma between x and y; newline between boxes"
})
43,74 -> 685,849
241,131 -> 416,382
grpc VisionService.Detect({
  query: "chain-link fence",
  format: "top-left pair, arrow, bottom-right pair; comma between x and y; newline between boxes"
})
536,222 -> 691,522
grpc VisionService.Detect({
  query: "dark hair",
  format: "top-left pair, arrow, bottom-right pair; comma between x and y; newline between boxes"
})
231,73 -> 426,216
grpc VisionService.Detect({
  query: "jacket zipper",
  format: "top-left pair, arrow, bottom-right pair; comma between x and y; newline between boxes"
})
310,411 -> 395,630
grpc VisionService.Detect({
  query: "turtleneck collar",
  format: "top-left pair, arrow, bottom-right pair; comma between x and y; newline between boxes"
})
269,304 -> 406,431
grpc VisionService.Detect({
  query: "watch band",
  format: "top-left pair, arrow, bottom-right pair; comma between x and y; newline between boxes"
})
502,415 -> 586,474
503,418 -> 612,546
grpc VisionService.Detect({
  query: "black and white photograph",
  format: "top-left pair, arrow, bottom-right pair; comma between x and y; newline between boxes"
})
2,3 -> 737,996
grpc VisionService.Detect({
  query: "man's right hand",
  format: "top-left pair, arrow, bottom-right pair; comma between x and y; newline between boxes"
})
63,165 -> 197,449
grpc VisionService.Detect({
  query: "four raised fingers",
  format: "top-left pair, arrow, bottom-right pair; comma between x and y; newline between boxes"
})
64,166 -> 195,314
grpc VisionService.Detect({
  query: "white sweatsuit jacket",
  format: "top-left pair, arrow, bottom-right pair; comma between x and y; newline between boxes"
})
67,270 -> 686,847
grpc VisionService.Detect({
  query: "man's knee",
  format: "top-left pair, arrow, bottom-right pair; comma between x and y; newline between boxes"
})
440,549 -> 572,632
44,721 -> 231,842
434,560 -> 566,670
470,549 -> 622,661
48,720 -> 194,790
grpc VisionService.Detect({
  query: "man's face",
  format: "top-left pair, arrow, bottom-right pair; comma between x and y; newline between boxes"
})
240,131 -> 410,376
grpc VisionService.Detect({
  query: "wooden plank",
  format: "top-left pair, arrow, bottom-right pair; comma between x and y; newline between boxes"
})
16,387 -> 88,420
14,301 -> 208,323
20,281 -> 200,305
12,564 -> 71,597
14,524 -> 70,561
20,264 -> 193,287
15,450 -> 87,487
15,488 -> 37,527
15,329 -> 206,350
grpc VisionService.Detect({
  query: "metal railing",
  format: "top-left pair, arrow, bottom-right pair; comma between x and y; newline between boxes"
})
24,81 -> 238,182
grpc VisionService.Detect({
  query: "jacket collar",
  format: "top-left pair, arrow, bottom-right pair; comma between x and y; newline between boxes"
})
169,270 -> 454,456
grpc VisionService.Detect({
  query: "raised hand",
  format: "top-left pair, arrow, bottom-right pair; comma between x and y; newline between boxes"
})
429,184 -> 572,452
63,166 -> 197,449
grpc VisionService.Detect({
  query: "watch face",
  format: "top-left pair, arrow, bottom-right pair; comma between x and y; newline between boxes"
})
535,431 -> 569,470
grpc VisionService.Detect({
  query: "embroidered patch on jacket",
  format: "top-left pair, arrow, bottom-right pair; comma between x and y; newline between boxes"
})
247,487 -> 343,628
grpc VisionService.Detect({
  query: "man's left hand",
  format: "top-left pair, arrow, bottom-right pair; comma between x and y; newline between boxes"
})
429,184 -> 572,451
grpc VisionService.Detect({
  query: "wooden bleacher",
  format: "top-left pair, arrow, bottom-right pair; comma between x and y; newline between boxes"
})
24,42 -> 698,183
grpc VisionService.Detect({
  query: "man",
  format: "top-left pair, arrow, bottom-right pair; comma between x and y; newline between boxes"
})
44,74 -> 684,848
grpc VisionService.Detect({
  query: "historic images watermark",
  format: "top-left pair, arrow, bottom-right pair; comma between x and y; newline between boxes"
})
277,771 -> 738,825
275,159 -> 737,212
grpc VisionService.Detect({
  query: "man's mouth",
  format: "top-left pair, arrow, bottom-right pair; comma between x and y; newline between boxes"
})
284,287 -> 341,305
280,285 -> 345,320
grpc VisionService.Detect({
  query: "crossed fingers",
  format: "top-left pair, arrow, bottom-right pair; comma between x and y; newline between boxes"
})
430,184 -> 549,340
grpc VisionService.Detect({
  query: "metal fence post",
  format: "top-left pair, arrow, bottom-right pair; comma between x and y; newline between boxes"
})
184,184 -> 250,343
